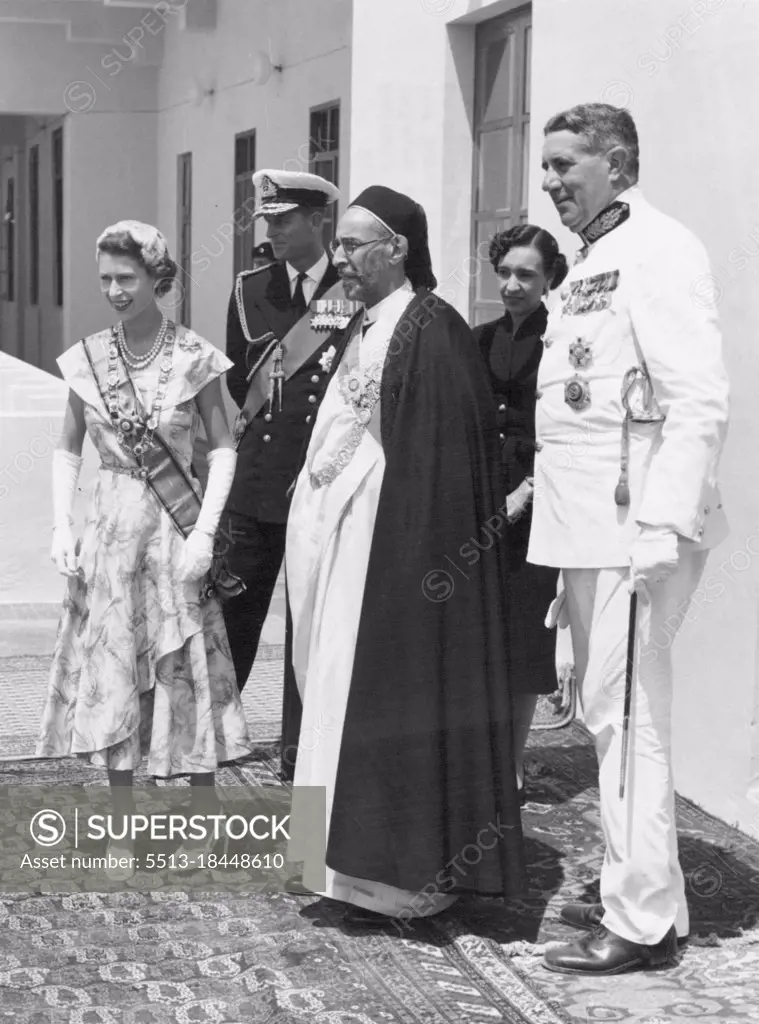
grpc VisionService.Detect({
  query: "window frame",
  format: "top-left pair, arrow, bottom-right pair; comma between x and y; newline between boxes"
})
177,151 -> 192,326
309,101 -> 340,249
4,177 -> 15,303
233,129 -> 257,278
470,6 -> 532,326
29,144 -> 40,306
52,127 -> 63,308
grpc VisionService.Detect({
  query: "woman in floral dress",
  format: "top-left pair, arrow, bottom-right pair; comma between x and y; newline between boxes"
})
37,221 -> 252,873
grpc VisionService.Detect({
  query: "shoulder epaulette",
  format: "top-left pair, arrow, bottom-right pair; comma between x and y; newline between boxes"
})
235,262 -> 278,344
237,261 -> 277,281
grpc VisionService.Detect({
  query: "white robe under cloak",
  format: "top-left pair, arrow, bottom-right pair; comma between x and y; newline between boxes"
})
285,280 -> 457,918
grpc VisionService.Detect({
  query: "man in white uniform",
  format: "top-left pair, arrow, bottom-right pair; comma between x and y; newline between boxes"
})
286,185 -> 526,926
529,103 -> 729,974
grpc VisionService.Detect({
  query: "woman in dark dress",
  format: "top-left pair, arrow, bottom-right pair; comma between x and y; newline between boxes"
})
473,224 -> 569,797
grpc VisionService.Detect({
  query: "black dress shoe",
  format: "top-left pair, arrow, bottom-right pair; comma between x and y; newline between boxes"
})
343,905 -> 394,927
544,924 -> 679,975
560,902 -> 689,948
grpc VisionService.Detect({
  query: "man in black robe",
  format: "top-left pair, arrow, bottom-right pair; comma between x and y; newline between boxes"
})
285,185 -> 526,924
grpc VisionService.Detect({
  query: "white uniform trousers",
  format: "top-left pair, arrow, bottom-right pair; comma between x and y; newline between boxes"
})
562,550 -> 707,945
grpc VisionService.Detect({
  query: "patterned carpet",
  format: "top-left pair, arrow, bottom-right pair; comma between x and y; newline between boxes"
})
2,727 -> 759,1022
0,747 -> 563,1024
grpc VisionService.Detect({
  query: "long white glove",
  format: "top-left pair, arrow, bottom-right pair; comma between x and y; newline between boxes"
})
506,477 -> 534,524
50,449 -> 83,577
178,447 -> 237,583
629,524 -> 680,594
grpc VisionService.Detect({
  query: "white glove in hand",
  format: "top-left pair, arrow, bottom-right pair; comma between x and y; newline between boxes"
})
629,525 -> 679,593
178,447 -> 237,584
50,449 -> 82,577
506,478 -> 534,523
179,529 -> 215,582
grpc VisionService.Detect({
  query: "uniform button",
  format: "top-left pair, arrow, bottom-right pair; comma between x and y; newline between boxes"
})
697,528 -> 704,539
560,288 -> 569,301
498,403 -> 506,412
534,440 -> 544,452
305,415 -> 311,423
717,503 -> 722,509
264,413 -> 272,422
704,506 -> 711,514
311,375 -> 320,383
308,394 -> 317,404
499,432 -> 505,441
535,389 -> 543,399
543,336 -> 553,348
263,434 -> 271,443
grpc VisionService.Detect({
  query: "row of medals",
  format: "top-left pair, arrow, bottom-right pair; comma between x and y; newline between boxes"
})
559,243 -> 600,410
107,319 -> 176,462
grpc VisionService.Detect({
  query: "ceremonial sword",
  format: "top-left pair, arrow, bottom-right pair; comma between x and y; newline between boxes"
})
619,588 -> 638,799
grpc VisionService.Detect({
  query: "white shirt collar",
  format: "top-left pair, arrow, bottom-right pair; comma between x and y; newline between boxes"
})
616,184 -> 642,204
286,251 -> 329,287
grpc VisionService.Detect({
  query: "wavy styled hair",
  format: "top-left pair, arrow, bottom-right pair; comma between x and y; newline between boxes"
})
544,102 -> 639,181
488,224 -> 568,290
96,220 -> 178,297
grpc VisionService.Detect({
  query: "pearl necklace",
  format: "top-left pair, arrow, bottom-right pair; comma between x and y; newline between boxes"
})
107,321 -> 176,458
117,315 -> 168,370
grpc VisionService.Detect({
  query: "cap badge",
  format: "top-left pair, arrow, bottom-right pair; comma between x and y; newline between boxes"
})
260,175 -> 278,199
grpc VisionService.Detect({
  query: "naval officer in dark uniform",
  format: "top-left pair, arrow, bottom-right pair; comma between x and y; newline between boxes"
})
222,170 -> 352,748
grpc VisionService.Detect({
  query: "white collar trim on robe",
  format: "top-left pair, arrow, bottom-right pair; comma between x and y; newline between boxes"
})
360,278 -> 415,368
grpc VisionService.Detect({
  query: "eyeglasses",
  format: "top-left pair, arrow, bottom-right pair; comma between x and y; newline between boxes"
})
329,234 -> 394,257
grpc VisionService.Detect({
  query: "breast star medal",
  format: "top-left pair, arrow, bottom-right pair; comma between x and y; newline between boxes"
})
564,375 -> 591,412
319,345 -> 337,373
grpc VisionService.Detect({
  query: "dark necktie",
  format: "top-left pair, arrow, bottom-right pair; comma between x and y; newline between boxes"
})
292,271 -> 308,317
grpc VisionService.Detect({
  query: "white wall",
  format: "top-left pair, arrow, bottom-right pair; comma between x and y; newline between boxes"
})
528,0 -> 759,834
154,0 -> 353,351
350,0 -> 527,318
64,112 -> 159,350
0,22 -> 158,117
0,18 -> 161,365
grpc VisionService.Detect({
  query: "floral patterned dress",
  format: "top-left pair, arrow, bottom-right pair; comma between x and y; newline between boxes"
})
36,326 -> 253,776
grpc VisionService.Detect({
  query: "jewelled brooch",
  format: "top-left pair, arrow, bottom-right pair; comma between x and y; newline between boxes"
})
568,338 -> 593,369
177,330 -> 202,352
